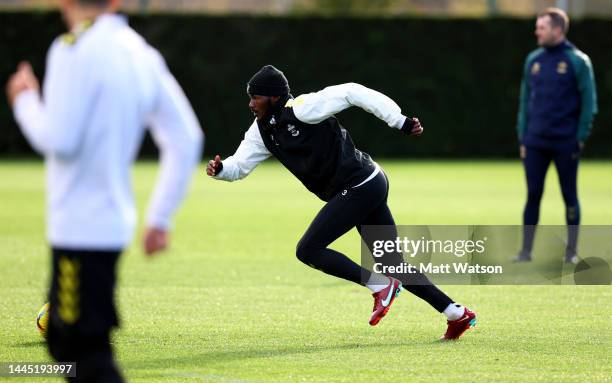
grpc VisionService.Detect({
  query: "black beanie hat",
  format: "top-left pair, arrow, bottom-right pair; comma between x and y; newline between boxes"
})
247,65 -> 290,96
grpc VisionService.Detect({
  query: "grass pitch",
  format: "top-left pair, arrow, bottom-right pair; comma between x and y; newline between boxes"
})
0,160 -> 611,383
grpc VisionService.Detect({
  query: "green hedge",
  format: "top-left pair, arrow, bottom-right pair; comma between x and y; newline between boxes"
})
1,12 -> 610,158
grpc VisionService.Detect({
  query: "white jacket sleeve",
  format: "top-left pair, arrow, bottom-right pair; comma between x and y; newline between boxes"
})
13,41 -> 96,158
145,52 -> 204,229
214,120 -> 271,182
291,82 -> 407,129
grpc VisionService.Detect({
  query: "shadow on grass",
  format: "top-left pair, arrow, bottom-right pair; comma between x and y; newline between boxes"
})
126,339 -> 457,373
13,340 -> 46,348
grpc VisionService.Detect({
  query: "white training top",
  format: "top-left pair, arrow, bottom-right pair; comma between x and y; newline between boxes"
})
214,82 -> 407,182
13,14 -> 203,249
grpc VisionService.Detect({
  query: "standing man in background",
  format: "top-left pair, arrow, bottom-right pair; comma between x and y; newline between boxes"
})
515,7 -> 597,263
6,0 -> 203,381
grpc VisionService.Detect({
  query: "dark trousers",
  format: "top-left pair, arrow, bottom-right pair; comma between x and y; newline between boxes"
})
296,170 -> 453,312
48,248 -> 124,383
521,144 -> 581,254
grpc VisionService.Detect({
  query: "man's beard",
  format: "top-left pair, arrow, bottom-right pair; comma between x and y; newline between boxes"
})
262,98 -> 279,120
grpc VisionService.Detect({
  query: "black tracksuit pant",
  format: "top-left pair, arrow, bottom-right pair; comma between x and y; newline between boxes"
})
296,169 -> 453,312
521,143 -> 581,256
48,248 -> 124,383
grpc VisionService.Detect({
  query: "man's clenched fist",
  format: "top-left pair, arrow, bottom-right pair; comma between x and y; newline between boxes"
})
6,61 -> 40,107
206,155 -> 223,176
400,117 -> 424,136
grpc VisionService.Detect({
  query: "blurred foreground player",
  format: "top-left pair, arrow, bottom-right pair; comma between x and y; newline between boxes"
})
515,8 -> 597,263
207,65 -> 476,340
6,0 -> 203,381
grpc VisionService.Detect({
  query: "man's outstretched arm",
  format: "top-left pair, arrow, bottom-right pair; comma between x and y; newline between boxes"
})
288,82 -> 422,135
207,120 -> 272,181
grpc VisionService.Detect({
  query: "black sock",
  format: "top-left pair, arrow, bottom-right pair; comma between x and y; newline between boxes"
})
395,272 -> 453,313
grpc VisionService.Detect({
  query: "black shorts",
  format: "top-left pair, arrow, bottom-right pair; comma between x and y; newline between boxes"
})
48,248 -> 121,337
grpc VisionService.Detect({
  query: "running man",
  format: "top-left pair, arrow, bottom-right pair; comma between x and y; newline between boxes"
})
206,65 -> 476,340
